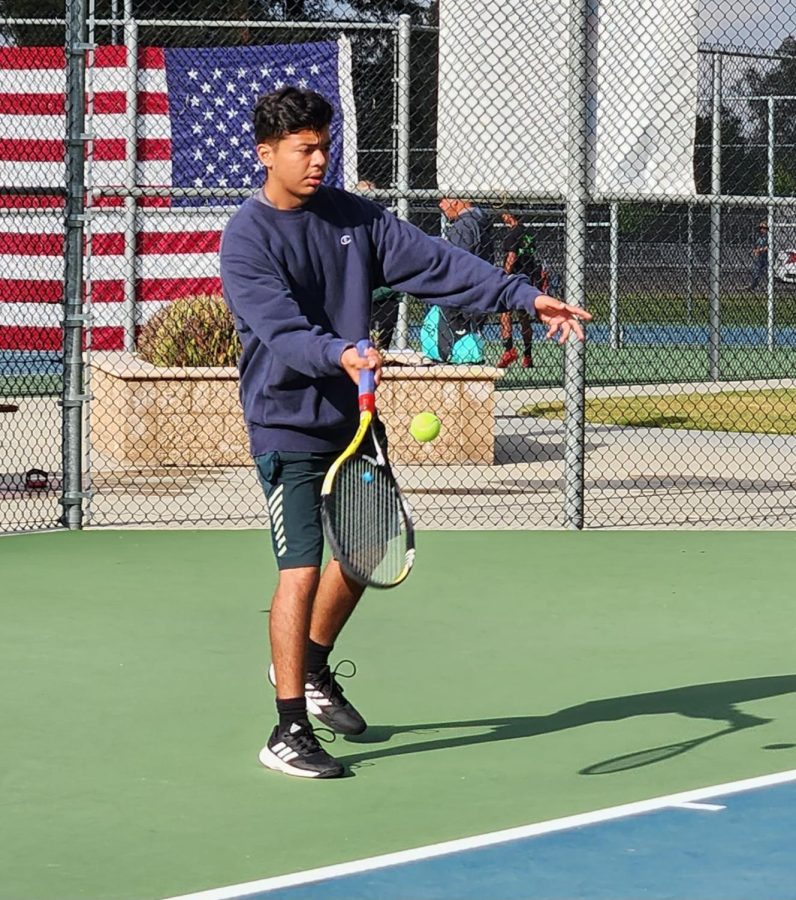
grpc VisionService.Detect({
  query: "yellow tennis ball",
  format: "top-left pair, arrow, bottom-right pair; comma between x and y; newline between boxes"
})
410,412 -> 441,443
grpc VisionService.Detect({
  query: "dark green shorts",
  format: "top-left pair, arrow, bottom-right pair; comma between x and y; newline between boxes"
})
254,450 -> 337,570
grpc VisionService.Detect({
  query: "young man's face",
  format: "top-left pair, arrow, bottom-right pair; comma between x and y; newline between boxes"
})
257,126 -> 331,207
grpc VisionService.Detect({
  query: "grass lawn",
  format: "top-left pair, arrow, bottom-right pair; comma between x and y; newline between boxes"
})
519,388 -> 796,434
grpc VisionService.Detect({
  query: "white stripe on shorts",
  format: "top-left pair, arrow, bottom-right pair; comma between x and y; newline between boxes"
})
267,485 -> 288,557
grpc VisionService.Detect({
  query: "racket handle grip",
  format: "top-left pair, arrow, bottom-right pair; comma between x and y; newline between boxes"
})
356,339 -> 376,410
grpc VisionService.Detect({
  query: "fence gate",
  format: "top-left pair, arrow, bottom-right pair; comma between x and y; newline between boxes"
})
0,21 -> 69,534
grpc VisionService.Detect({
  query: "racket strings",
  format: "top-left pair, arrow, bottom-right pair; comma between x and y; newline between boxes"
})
328,455 -> 409,586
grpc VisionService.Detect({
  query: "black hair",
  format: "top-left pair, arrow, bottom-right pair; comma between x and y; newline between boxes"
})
251,87 -> 333,144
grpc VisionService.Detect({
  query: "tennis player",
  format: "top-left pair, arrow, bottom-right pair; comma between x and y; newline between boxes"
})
220,86 -> 591,779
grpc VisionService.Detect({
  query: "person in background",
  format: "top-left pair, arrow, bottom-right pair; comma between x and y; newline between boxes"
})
438,197 -> 495,263
436,198 -> 496,361
750,220 -> 769,290
497,210 -> 542,368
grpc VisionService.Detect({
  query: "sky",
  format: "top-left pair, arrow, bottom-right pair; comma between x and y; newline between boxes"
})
698,0 -> 796,51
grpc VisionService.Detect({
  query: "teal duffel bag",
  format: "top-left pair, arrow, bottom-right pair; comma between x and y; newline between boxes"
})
420,305 -> 485,364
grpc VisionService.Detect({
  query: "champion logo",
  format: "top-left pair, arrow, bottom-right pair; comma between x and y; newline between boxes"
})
340,234 -> 352,245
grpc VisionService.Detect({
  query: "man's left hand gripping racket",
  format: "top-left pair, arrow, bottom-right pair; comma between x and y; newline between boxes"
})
321,339 -> 415,588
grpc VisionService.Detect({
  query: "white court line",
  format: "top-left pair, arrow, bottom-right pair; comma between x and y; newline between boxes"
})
672,801 -> 726,811
0,528 -> 63,539
161,768 -> 796,900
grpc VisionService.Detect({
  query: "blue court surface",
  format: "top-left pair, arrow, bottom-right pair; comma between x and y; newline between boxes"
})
164,770 -> 796,900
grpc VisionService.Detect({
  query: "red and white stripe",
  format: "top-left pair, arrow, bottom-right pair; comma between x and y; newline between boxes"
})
0,46 -> 226,351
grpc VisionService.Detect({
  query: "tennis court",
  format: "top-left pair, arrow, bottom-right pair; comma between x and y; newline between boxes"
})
2,2 -> 796,897
3,529 -> 795,900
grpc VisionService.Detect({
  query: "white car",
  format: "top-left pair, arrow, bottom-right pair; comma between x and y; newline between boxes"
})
774,248 -> 796,284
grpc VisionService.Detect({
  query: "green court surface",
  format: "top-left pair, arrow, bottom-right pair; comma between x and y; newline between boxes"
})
0,373 -> 61,397
2,530 -> 796,900
491,343 -> 796,389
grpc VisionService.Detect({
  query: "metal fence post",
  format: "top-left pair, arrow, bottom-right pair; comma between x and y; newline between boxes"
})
708,52 -> 722,381
563,0 -> 590,530
686,203 -> 694,322
767,95 -> 775,352
393,13 -> 411,350
609,201 -> 620,349
62,0 -> 90,529
123,4 -> 138,352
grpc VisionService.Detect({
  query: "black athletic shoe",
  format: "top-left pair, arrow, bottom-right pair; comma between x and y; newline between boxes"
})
306,663 -> 368,736
268,661 -> 367,736
258,720 -> 344,779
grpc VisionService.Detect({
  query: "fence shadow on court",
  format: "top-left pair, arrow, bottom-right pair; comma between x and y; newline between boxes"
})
340,674 -> 796,774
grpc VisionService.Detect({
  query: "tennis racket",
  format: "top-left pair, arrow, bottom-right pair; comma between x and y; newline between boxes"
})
321,339 -> 415,588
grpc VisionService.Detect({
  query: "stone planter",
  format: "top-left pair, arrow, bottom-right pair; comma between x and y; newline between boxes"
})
374,352 -> 503,464
89,351 -> 502,467
89,353 -> 248,466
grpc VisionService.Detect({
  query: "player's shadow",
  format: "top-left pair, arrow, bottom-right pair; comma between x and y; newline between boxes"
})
339,674 -> 796,773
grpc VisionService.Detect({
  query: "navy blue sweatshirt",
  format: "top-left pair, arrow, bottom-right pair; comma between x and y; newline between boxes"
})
219,186 -> 541,455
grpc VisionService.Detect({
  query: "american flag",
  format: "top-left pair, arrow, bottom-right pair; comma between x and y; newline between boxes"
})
0,39 -> 356,351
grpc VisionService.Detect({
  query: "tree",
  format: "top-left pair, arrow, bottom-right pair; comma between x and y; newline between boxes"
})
339,0 -> 433,19
738,36 -> 796,197
694,106 -> 765,196
0,0 -> 64,45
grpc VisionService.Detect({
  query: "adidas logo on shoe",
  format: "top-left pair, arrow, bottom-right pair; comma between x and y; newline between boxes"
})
258,720 -> 344,779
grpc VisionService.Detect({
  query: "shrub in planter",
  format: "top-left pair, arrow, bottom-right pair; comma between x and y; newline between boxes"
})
137,293 -> 240,367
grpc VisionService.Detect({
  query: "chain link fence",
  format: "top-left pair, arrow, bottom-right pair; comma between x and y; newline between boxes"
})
1,0 -> 795,533
0,22 -> 67,532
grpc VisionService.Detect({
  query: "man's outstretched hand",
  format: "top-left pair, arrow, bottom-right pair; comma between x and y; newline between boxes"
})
534,295 -> 592,344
